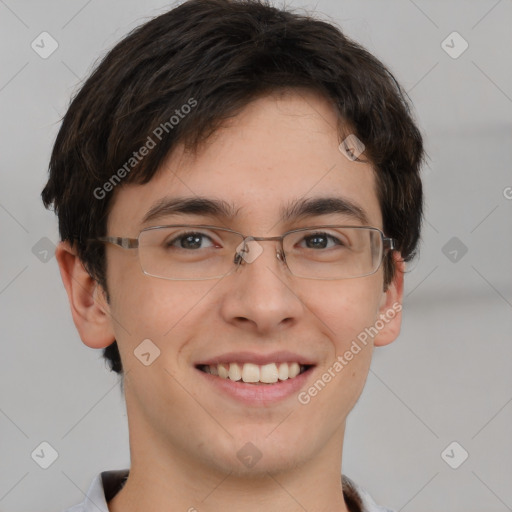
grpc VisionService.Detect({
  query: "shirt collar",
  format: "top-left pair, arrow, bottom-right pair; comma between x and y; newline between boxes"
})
77,469 -> 128,512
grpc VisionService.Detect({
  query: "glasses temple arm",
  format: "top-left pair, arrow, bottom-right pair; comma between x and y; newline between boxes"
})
94,236 -> 139,249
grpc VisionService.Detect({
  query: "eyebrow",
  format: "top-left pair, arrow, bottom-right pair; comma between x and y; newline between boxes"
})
141,195 -> 370,226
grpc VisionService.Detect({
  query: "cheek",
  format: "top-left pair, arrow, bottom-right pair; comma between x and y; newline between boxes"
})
107,264 -> 207,366
296,279 -> 384,421
302,276 -> 383,353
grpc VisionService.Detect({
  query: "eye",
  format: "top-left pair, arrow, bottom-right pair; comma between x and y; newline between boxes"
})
300,232 -> 345,250
166,231 -> 217,250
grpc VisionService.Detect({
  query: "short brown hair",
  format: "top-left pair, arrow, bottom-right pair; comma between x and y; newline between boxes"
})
42,0 -> 425,375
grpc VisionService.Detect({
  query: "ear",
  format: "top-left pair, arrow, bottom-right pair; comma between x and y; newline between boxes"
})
373,253 -> 405,347
55,241 -> 116,349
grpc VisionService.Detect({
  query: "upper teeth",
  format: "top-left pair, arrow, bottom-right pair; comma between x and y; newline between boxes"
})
202,362 -> 305,383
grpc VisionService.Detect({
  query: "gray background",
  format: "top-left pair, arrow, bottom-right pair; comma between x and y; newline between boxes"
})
1,0 -> 511,511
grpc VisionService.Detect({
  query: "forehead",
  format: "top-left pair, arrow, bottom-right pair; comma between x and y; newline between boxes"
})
107,90 -> 382,234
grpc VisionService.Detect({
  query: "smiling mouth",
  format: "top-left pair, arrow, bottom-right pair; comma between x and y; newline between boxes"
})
196,362 -> 313,385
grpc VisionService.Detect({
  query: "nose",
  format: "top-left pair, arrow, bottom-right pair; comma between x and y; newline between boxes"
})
219,239 -> 304,334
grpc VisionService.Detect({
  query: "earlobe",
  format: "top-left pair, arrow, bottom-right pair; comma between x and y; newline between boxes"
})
373,254 -> 405,347
55,241 -> 116,349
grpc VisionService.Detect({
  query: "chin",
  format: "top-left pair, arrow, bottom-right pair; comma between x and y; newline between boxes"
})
199,429 -> 308,477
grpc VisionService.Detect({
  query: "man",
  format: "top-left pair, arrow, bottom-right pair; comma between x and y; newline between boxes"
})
42,1 -> 424,510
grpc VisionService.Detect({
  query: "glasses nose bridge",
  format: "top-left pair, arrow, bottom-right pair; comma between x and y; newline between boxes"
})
250,234 -> 282,242
249,234 -> 284,250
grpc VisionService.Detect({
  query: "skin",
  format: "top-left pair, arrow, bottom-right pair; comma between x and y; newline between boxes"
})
56,88 -> 404,512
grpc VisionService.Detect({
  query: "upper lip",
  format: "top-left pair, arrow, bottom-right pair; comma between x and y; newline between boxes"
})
195,350 -> 316,367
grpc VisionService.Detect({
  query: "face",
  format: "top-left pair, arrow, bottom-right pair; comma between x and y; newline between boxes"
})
97,89 -> 402,477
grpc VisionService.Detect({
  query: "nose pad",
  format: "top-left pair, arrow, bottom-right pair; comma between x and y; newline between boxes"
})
234,237 -> 263,265
233,241 -> 286,266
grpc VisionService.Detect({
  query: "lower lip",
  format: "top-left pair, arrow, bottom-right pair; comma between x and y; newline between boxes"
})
195,367 -> 315,406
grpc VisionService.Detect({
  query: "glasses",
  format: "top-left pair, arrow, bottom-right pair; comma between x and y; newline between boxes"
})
90,224 -> 394,281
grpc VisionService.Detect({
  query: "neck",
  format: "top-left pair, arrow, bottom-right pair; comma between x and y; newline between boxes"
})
108,385 -> 351,512
108,425 -> 350,512
109,462 -> 350,512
